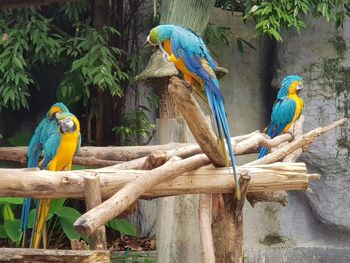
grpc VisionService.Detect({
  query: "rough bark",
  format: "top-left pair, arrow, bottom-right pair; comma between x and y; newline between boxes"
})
74,154 -> 210,236
199,194 -> 215,263
0,248 -> 110,263
84,174 -> 107,250
0,162 -> 315,198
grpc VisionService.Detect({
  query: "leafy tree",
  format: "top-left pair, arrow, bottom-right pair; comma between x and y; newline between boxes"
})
0,0 -> 157,146
216,0 -> 350,41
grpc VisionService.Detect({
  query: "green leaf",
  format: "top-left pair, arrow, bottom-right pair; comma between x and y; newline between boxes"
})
49,199 -> 66,215
59,217 -> 81,240
4,219 -> 22,242
55,206 -> 81,219
0,197 -> 23,204
3,204 -> 14,221
107,218 -> 136,237
0,224 -> 8,238
8,132 -> 32,146
27,209 -> 36,229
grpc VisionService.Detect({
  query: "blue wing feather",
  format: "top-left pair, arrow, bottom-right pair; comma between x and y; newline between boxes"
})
258,97 -> 297,158
169,26 -> 240,198
41,132 -> 61,169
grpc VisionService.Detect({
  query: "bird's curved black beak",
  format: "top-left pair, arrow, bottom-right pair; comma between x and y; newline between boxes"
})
144,35 -> 152,47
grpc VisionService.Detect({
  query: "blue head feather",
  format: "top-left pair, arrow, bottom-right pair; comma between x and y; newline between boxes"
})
277,75 -> 303,99
149,25 -> 177,44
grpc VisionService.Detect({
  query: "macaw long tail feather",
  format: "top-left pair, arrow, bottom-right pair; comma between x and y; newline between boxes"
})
205,79 -> 241,200
30,199 -> 51,249
20,198 -> 32,247
258,124 -> 285,159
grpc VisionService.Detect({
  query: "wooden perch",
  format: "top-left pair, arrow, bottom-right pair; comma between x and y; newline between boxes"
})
0,162 -> 315,199
168,76 -> 226,166
0,143 -> 183,166
74,154 -> 210,236
245,118 -> 347,166
83,174 -> 106,250
0,248 -> 109,263
199,194 -> 215,263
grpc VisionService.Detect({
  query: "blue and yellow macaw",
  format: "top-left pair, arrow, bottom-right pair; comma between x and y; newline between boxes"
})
146,25 -> 241,199
30,112 -> 81,248
258,75 -> 304,158
20,103 -> 69,246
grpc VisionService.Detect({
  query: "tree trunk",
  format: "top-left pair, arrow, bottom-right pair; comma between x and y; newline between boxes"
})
160,0 -> 216,35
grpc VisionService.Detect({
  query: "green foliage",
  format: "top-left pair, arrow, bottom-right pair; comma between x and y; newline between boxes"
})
0,9 -> 62,110
8,132 -> 32,146
107,218 -> 137,237
59,24 -> 128,105
204,22 -> 255,54
113,91 -> 158,145
113,109 -> 156,145
216,0 -> 350,41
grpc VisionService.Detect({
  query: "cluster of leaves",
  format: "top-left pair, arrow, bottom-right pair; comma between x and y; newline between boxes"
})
0,197 -> 136,246
113,91 -> 158,145
0,135 -> 137,246
58,24 -> 128,107
204,22 -> 256,54
215,0 -> 350,41
0,8 -> 62,110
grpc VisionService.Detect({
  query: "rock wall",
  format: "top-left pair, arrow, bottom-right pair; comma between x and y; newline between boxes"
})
241,16 -> 350,262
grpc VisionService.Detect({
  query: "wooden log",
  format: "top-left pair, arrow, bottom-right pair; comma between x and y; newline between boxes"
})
168,76 -> 226,166
199,194 -> 215,263
0,143 -> 183,166
84,174 -> 107,250
213,173 -> 250,263
245,118 -> 348,166
73,154 -> 210,236
0,248 -> 110,263
0,162 -> 314,199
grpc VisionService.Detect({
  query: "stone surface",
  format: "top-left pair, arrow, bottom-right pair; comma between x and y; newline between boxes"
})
245,247 -> 350,263
275,17 -> 350,231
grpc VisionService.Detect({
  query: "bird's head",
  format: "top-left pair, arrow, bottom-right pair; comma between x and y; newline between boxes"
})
57,112 -> 80,134
49,102 -> 69,119
278,75 -> 303,99
145,25 -> 175,46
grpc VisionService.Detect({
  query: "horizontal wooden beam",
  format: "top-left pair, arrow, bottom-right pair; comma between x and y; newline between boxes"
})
0,162 -> 316,199
0,248 -> 109,263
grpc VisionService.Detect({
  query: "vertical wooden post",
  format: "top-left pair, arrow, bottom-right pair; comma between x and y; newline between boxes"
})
199,194 -> 215,263
212,173 -> 251,263
84,174 -> 107,250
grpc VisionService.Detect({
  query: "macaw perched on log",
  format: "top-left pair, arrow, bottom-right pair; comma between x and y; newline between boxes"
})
30,112 -> 81,248
146,25 -> 241,199
20,103 -> 69,246
258,75 -> 304,158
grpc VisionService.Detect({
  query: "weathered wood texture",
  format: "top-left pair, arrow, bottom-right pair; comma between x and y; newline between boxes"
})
168,76 -> 226,167
0,143 -> 183,166
74,154 -> 210,235
199,194 -> 215,263
244,117 -> 347,166
83,174 -> 107,250
0,162 -> 315,199
156,116 -> 203,263
0,248 -> 110,263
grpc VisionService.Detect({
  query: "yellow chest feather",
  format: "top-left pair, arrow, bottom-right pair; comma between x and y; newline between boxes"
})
47,132 -> 79,171
283,94 -> 304,132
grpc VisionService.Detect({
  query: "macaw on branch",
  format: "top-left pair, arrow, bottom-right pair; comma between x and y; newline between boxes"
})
258,75 -> 304,158
146,24 -> 241,199
20,103 -> 69,246
30,112 -> 81,248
